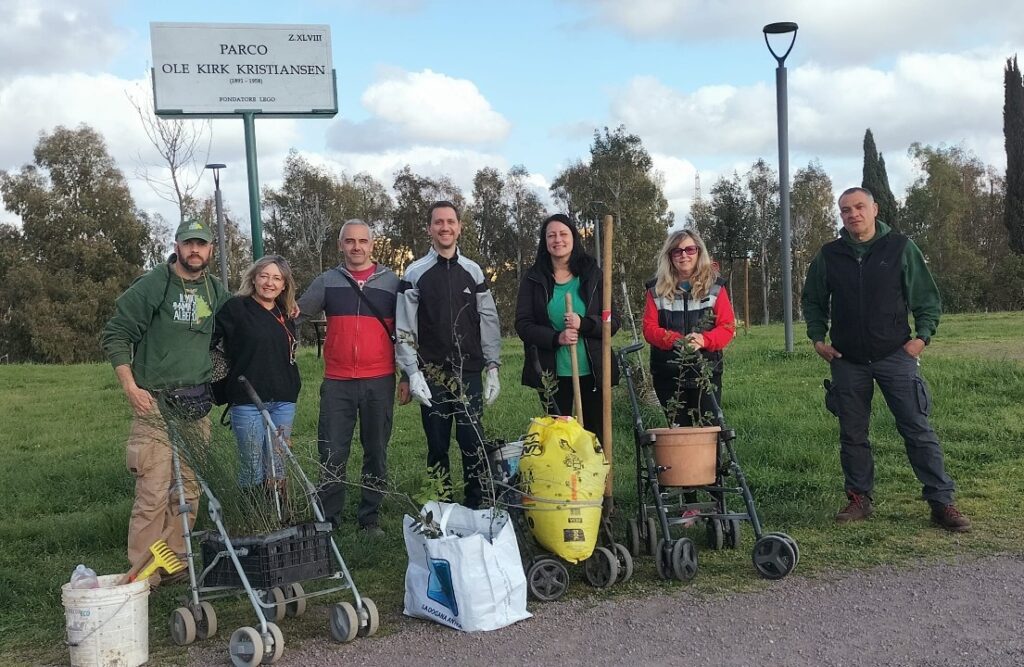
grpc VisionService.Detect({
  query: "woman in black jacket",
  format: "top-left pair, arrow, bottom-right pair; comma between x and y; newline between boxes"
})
514,214 -> 619,436
212,255 -> 301,490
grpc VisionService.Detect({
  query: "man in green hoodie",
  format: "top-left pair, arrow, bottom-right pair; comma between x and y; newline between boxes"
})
101,219 -> 229,581
801,187 -> 970,532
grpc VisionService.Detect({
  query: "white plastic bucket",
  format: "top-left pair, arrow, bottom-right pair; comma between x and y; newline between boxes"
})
487,440 -> 525,479
62,574 -> 149,667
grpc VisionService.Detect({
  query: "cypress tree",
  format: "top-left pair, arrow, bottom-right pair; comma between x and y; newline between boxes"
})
1004,56 -> 1024,254
861,128 -> 900,228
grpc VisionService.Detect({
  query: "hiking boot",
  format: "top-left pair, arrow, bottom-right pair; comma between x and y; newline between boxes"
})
835,492 -> 873,523
931,504 -> 972,533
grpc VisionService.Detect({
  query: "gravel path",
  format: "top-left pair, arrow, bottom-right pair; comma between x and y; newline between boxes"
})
191,555 -> 1024,667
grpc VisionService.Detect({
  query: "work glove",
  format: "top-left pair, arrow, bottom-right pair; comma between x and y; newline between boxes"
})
408,371 -> 432,407
483,367 -> 501,406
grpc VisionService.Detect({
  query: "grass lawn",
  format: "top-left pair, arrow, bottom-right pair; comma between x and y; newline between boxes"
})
2,312 -> 1022,664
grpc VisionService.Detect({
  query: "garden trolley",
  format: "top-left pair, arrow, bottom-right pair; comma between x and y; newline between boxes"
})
485,418 -> 634,603
165,377 -> 379,666
617,343 -> 799,581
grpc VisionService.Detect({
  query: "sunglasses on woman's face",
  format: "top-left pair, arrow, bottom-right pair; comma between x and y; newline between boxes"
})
670,246 -> 699,259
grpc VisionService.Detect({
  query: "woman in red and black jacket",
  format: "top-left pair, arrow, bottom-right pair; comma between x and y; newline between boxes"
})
515,214 -> 620,436
643,229 -> 736,427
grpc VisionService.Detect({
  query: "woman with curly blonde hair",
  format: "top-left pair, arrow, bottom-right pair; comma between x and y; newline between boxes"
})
643,229 -> 736,427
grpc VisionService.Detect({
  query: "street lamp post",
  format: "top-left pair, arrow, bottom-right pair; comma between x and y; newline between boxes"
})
204,163 -> 229,288
764,21 -> 798,353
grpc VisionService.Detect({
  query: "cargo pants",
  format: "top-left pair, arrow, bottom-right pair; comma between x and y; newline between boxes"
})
826,347 -> 956,506
125,412 -> 204,571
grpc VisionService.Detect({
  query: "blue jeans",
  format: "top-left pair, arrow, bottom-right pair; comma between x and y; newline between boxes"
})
230,402 -> 296,487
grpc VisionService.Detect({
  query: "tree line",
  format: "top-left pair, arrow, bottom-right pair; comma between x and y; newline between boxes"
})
3,53 -> 1024,364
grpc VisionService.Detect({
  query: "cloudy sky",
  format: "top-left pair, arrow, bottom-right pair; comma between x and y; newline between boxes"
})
1,0 -> 1022,234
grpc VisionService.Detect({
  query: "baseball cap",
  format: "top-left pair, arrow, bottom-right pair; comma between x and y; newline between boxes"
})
175,219 -> 214,243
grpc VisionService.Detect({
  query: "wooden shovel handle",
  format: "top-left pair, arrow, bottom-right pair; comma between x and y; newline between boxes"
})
564,293 -> 584,423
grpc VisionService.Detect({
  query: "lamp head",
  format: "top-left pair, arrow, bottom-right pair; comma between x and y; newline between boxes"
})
763,21 -> 799,64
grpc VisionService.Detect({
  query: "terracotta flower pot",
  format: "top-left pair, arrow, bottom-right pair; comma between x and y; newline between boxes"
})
648,426 -> 721,487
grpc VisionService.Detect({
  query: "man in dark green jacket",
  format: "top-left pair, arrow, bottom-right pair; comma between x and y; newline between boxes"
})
801,187 -> 970,532
101,219 -> 229,580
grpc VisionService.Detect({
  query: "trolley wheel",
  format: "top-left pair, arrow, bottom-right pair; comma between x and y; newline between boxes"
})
646,517 -> 659,556
706,518 -> 724,550
752,534 -> 797,580
196,601 -> 217,640
584,546 -> 619,589
765,532 -> 800,566
357,597 -> 380,638
267,587 -> 287,622
611,542 -> 634,584
527,557 -> 569,601
170,606 -> 197,646
626,518 -> 641,557
285,583 -> 306,618
328,601 -> 359,643
228,626 -> 264,667
725,519 -> 741,549
671,537 -> 699,582
654,539 -> 672,580
263,622 -> 284,664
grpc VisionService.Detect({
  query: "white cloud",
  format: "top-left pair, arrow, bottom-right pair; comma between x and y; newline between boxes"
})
0,0 -> 124,78
0,72 -> 302,230
573,0 -> 1024,65
609,47 -> 1011,219
327,68 -> 511,151
319,146 -> 509,200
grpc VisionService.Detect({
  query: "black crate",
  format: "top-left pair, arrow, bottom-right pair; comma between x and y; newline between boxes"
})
201,522 -> 334,588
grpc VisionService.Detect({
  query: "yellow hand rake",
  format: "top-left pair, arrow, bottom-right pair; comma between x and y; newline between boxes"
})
118,540 -> 185,585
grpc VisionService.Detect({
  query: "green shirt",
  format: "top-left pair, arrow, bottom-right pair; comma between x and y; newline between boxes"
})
547,276 -> 591,377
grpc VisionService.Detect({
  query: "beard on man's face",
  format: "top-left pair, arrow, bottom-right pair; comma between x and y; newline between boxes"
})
177,248 -> 211,273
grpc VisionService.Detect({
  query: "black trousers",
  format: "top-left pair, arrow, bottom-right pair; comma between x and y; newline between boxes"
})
316,375 -> 395,527
539,374 -> 603,438
420,372 -> 485,509
652,372 -> 723,427
826,347 -> 955,505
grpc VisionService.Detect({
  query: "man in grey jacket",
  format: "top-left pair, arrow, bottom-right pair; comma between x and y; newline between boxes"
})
396,200 -> 501,509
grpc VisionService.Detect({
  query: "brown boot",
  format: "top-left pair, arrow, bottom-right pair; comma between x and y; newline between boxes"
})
931,503 -> 971,533
835,492 -> 873,523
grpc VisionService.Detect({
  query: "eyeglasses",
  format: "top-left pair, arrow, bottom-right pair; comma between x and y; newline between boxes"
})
670,246 -> 699,259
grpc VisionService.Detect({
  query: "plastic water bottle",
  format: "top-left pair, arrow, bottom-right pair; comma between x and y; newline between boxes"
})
69,564 -> 100,589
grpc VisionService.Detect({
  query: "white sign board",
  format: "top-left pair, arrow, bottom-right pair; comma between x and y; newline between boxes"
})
151,22 -> 336,117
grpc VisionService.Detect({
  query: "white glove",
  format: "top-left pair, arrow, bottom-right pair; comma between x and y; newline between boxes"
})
483,367 -> 501,406
408,371 -> 432,407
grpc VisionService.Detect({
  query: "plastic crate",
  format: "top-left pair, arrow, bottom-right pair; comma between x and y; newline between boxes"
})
201,522 -> 333,589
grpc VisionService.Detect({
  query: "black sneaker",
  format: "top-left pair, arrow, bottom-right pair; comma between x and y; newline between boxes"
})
835,492 -> 873,523
930,504 -> 972,533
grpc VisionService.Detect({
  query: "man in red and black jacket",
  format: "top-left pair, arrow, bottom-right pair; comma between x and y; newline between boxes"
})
297,219 -> 399,535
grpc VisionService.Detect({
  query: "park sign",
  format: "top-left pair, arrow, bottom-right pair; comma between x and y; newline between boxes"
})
150,22 -> 337,118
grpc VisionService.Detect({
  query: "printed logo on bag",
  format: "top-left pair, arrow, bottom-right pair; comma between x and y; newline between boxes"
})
563,528 -> 586,542
426,558 -> 458,617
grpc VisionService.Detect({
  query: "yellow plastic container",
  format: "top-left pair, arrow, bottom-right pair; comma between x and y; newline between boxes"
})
518,416 -> 608,564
